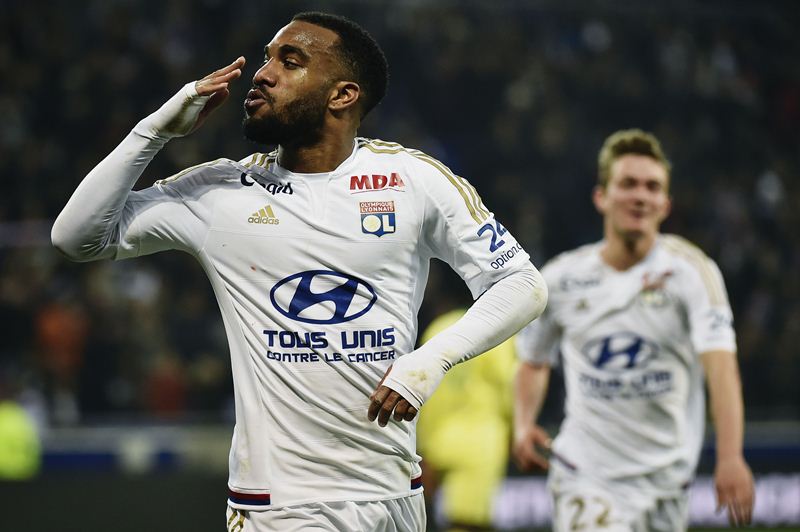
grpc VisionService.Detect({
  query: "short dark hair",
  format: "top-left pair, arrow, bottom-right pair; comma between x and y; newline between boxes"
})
292,11 -> 388,119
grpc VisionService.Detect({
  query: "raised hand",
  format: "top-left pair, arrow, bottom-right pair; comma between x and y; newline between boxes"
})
136,57 -> 246,140
191,57 -> 246,132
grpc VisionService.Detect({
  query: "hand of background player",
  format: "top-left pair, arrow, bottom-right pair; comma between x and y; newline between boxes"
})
512,424 -> 551,471
367,365 -> 419,427
135,57 -> 245,139
714,455 -> 754,526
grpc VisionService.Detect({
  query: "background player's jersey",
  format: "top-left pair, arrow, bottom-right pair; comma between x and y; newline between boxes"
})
517,235 -> 736,495
109,138 -> 530,509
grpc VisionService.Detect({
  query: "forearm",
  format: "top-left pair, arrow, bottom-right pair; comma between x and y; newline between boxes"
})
51,131 -> 167,261
52,81 -> 210,261
384,263 -> 548,408
702,350 -> 746,460
514,361 -> 551,434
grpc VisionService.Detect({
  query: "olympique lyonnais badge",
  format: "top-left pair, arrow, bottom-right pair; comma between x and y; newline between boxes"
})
360,201 -> 396,237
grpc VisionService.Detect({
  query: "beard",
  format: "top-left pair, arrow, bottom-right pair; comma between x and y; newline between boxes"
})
242,86 -> 329,147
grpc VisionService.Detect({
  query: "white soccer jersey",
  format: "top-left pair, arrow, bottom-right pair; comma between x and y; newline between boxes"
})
108,138 -> 530,509
517,235 -> 736,494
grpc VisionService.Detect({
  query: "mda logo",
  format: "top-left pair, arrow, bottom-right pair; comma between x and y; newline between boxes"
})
270,270 -> 377,324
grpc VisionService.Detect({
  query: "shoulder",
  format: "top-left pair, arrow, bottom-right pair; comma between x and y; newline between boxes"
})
357,138 -> 490,223
356,138 -> 456,176
544,242 -> 600,277
658,234 -> 719,272
155,158 -> 245,193
658,234 -> 728,303
238,150 -> 278,170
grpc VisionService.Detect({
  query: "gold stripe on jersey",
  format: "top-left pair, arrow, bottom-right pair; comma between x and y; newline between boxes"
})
361,139 -> 489,224
243,153 -> 259,168
156,158 -> 226,185
661,235 -> 727,306
411,151 -> 491,221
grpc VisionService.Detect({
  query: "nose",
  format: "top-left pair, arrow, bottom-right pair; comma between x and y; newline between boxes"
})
253,58 -> 277,88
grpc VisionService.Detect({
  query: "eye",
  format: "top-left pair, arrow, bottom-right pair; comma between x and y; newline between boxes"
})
283,59 -> 299,69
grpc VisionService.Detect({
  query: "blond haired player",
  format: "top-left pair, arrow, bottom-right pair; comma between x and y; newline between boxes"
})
513,129 -> 754,531
51,12 -> 546,532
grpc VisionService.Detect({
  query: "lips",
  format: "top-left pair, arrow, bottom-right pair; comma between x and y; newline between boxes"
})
244,89 -> 270,114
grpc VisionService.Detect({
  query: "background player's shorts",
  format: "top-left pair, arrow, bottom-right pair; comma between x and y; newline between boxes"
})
549,464 -> 688,532
225,493 -> 425,532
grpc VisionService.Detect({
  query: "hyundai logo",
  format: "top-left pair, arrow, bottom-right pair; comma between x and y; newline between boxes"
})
582,333 -> 658,372
270,270 -> 377,324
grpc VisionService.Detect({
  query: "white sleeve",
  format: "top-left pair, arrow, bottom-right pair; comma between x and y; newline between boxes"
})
515,303 -> 561,366
51,82 -> 212,261
417,156 -> 531,296
683,257 -> 737,355
382,263 -> 547,409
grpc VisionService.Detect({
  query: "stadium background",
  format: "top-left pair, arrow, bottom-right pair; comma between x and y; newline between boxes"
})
1,0 -> 798,530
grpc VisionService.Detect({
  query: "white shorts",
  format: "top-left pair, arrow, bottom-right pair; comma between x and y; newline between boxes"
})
549,464 -> 689,532
226,494 -> 426,532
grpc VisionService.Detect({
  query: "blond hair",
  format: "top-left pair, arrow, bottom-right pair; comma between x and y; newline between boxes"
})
597,129 -> 671,188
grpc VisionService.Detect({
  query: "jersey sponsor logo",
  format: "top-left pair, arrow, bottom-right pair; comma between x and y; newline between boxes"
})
270,270 -> 377,324
360,201 -> 396,237
491,243 -> 524,269
240,172 -> 294,195
708,308 -> 733,330
560,275 -> 601,291
582,333 -> 658,372
247,204 -> 280,225
349,173 -> 405,193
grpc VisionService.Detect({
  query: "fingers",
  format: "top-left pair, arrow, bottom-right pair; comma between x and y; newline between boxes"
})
513,444 -> 548,471
196,56 -> 246,96
717,485 -> 754,527
392,400 -> 418,422
368,385 -> 418,427
513,428 -> 550,471
368,386 -> 399,426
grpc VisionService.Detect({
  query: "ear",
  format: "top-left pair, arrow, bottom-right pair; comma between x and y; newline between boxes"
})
328,81 -> 361,113
592,185 -> 607,215
658,195 -> 672,223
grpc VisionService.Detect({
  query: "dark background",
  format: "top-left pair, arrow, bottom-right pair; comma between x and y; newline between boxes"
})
1,0 -> 798,529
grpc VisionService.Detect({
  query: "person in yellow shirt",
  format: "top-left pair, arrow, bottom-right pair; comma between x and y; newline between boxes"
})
0,399 -> 40,479
417,308 -> 518,531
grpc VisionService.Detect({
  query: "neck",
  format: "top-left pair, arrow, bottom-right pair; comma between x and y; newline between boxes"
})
601,230 -> 658,271
277,128 -> 356,174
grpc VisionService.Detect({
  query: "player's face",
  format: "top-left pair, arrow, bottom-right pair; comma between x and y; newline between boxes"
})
243,21 -> 342,146
593,154 -> 671,241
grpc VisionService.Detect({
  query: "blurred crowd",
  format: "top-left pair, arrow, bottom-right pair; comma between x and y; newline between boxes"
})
1,0 -> 798,428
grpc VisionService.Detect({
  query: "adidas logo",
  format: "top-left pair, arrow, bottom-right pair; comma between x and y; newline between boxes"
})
247,205 -> 280,225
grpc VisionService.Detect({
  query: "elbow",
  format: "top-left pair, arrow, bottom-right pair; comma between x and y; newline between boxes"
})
524,263 -> 549,321
50,221 -> 82,261
51,219 -> 101,262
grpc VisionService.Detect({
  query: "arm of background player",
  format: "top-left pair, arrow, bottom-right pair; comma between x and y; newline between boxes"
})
512,361 -> 552,471
368,263 -> 547,426
51,58 -> 244,261
701,349 -> 754,527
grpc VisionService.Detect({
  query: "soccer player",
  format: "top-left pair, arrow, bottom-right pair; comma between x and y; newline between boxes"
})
416,307 -> 518,531
512,129 -> 754,531
51,12 -> 547,531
